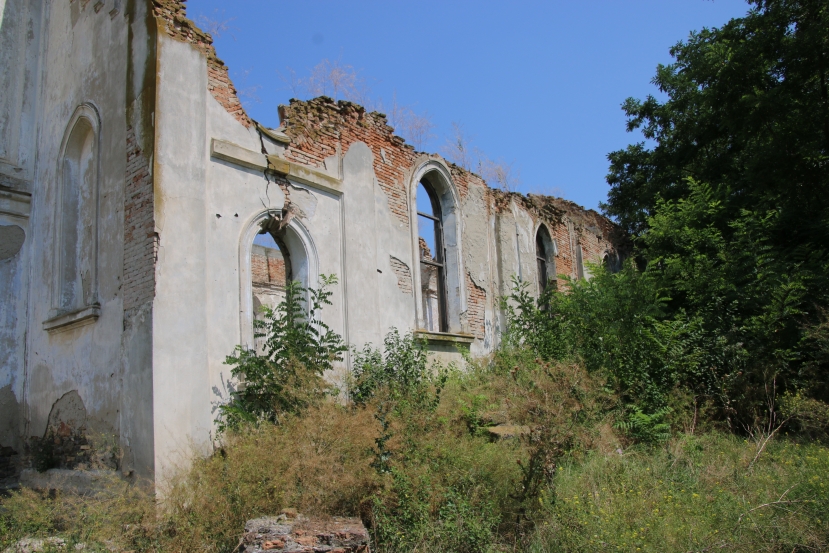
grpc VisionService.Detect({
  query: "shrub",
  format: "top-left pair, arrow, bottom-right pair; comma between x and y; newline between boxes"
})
218,275 -> 346,430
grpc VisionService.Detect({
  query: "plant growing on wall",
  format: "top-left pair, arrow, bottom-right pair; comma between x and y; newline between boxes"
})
218,275 -> 346,431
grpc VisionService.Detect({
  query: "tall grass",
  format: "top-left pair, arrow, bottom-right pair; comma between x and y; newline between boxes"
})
2,354 -> 827,552
529,433 -> 829,552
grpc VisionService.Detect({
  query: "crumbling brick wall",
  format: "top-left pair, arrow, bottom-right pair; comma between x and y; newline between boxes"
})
390,256 -> 413,295
251,245 -> 287,287
123,127 -> 156,321
280,98 -> 419,226
277,97 -> 625,337
465,272 -> 487,339
151,0 -> 251,127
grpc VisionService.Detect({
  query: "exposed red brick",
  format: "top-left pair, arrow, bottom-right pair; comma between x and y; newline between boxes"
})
390,256 -> 413,295
151,0 -> 252,128
465,272 -> 486,339
123,126 -> 156,320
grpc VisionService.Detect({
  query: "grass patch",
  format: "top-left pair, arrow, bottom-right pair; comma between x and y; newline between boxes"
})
2,357 -> 827,552
529,433 -> 829,552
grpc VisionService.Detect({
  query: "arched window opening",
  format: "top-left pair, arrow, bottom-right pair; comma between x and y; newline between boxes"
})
250,230 -> 292,351
56,111 -> 98,314
240,212 -> 317,350
417,179 -> 448,332
535,225 -> 556,295
536,231 -> 548,294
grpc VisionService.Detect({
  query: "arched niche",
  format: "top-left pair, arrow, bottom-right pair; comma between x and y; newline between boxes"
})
408,159 -> 465,334
52,103 -> 100,317
239,210 -> 318,348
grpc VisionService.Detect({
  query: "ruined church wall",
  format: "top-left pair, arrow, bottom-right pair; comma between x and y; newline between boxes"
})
0,0 -> 43,460
0,0 -> 163,480
125,1 -> 624,483
18,0 -> 137,467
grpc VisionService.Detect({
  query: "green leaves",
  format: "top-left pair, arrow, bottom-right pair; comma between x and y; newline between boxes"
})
217,275 -> 346,431
602,1 -> 829,421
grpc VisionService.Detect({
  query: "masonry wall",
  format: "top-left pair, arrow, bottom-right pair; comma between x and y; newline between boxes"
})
22,0 -> 126,464
0,0 -> 43,475
276,97 -> 623,355
1,0 -> 625,488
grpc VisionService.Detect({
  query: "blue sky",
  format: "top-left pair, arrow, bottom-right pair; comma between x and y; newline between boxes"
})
188,0 -> 751,213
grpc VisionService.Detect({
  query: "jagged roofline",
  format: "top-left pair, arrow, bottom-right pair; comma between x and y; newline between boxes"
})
152,0 -> 252,127
152,2 -> 621,239
276,96 -> 623,240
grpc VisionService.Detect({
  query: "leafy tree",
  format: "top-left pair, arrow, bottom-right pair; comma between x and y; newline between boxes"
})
218,275 -> 346,431
603,0 -> 829,416
606,0 -> 829,240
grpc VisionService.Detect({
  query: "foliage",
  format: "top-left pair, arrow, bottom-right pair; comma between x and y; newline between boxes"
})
4,353 -> 829,553
350,328 -> 444,407
504,268 -> 724,412
350,329 -> 449,474
601,0 -> 829,420
218,275 -> 346,430
615,405 -> 673,445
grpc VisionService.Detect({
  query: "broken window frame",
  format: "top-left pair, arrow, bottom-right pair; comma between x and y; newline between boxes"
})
417,179 -> 449,333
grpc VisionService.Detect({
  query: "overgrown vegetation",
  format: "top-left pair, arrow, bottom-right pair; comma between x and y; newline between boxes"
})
3,1 -> 829,551
218,275 -> 346,431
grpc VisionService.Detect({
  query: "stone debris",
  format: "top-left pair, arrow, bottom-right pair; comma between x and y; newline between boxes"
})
486,425 -> 531,441
2,538 -> 87,553
242,511 -> 369,553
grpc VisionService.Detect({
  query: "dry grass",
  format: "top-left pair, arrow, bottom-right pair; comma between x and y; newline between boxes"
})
3,356 -> 828,552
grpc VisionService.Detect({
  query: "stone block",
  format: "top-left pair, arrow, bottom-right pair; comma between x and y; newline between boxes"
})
486,425 -> 531,441
242,512 -> 369,553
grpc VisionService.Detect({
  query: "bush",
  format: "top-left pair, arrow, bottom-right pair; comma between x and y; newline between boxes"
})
3,352 -> 828,553
218,275 -> 346,430
504,267 -> 725,414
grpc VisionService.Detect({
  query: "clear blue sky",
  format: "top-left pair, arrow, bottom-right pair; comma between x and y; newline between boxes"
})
188,0 -> 751,213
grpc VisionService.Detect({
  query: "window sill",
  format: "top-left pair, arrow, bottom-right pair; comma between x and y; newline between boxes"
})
43,304 -> 100,333
414,330 -> 475,346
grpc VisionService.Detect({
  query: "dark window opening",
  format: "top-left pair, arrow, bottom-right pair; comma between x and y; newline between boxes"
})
536,231 -> 548,295
417,179 -> 448,332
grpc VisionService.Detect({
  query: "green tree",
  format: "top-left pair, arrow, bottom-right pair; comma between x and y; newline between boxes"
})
603,0 -> 829,416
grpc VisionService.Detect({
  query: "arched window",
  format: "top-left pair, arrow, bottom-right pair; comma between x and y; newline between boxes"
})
417,179 -> 448,332
54,105 -> 99,316
249,230 -> 291,351
536,232 -> 548,294
251,231 -> 290,306
239,211 -> 317,348
535,224 -> 556,294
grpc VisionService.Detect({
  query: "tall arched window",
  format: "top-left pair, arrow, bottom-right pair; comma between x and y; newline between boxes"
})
239,211 -> 318,348
535,224 -> 556,295
54,105 -> 99,316
417,179 -> 448,332
536,232 -> 548,294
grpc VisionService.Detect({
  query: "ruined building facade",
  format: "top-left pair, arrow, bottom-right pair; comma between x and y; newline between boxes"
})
0,0 -> 623,484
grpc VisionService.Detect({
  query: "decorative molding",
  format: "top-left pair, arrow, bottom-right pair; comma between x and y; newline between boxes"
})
210,138 -> 343,196
43,304 -> 101,333
414,330 -> 475,346
0,188 -> 31,218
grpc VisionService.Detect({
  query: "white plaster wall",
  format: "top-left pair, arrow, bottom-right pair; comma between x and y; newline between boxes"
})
371,172 -> 418,344
341,143 -> 381,350
203,93 -> 287,428
460,182 -> 494,354
0,217 -> 29,452
151,33 -> 214,482
23,1 -> 129,443
0,0 -> 43,185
